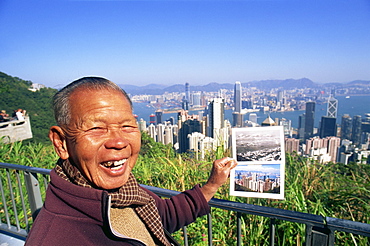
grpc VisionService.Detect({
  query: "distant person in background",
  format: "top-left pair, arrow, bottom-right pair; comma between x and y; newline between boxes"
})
0,110 -> 10,128
15,108 -> 25,121
0,110 -> 6,123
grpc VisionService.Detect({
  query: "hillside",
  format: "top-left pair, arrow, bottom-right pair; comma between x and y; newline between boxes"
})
0,72 -> 57,143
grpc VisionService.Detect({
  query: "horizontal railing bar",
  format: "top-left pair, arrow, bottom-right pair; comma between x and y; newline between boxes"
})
0,162 -> 51,175
142,185 -> 370,237
0,224 -> 28,239
326,217 -> 370,237
209,197 -> 324,226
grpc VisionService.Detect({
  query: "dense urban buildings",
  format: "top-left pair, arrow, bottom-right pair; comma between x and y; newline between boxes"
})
131,81 -> 370,164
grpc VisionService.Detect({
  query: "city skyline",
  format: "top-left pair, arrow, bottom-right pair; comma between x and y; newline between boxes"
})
1,1 -> 370,88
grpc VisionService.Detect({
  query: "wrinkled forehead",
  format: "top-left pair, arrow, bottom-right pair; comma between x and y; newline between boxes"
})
74,88 -> 131,111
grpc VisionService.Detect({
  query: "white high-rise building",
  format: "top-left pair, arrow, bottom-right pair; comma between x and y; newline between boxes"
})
234,81 -> 242,113
164,125 -> 173,145
148,124 -> 156,141
156,124 -> 166,144
138,118 -> 147,132
207,98 -> 225,139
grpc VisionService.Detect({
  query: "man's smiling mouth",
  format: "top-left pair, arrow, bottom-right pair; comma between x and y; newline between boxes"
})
101,159 -> 127,170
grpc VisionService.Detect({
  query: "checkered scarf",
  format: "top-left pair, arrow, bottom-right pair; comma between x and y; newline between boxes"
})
55,158 -> 170,246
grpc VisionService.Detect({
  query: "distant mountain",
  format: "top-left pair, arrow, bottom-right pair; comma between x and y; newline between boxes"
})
119,83 -> 168,95
119,78 -> 319,95
243,78 -> 318,90
347,80 -> 370,86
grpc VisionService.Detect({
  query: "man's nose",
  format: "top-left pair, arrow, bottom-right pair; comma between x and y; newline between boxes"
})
105,129 -> 129,149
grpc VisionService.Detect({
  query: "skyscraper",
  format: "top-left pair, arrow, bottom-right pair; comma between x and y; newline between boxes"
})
232,112 -> 243,127
319,116 -> 337,138
234,81 -> 242,113
327,94 -> 338,118
155,110 -> 163,125
185,82 -> 190,104
298,113 -> 305,140
207,98 -> 225,138
352,115 -> 362,146
341,114 -> 352,140
304,101 -> 315,140
178,119 -> 201,153
192,92 -> 201,107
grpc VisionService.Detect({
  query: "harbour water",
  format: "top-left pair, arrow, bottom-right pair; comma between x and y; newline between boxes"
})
133,95 -> 370,129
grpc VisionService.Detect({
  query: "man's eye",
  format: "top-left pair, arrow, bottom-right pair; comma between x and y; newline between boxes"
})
122,125 -> 138,131
89,127 -> 106,132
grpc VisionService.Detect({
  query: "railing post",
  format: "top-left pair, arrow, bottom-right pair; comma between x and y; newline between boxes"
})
237,212 -> 242,246
0,173 -> 11,228
24,171 -> 43,220
269,218 -> 276,246
306,225 -> 333,246
182,226 -> 188,246
207,213 -> 212,246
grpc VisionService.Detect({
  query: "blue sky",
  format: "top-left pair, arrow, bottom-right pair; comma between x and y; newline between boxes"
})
1,0 -> 370,88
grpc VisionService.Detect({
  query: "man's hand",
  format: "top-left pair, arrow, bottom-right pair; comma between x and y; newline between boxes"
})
200,157 -> 238,201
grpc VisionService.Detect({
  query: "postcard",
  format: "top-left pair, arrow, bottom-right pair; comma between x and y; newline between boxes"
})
230,126 -> 285,199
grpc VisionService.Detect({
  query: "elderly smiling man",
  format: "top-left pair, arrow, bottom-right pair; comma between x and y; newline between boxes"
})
25,77 -> 237,246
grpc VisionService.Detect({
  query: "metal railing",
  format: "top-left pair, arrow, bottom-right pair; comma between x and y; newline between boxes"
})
1,162 -> 369,245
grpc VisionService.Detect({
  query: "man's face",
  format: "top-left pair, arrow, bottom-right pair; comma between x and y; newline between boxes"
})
62,88 -> 141,190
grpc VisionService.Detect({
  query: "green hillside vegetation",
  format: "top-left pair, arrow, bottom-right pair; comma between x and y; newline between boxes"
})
0,135 -> 369,245
0,72 -> 57,143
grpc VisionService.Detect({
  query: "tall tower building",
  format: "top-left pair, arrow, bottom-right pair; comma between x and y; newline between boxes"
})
192,92 -> 201,107
319,116 -> 337,138
327,94 -> 338,118
207,98 -> 225,138
185,82 -> 190,104
155,110 -> 163,125
298,113 -> 306,140
178,119 -> 201,153
156,123 -> 166,144
234,81 -> 242,113
341,114 -> 352,140
148,124 -> 156,141
277,90 -> 285,104
304,101 -> 315,140
352,115 -> 362,146
280,118 -> 292,137
232,112 -> 243,127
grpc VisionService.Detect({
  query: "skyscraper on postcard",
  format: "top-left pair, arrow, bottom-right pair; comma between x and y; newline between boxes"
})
234,81 -> 242,113
207,98 -> 225,138
304,101 -> 315,140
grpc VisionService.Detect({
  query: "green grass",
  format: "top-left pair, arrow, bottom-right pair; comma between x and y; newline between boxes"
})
0,135 -> 369,245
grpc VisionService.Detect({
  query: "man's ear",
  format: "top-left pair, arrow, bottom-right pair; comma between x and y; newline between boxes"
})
49,126 -> 69,160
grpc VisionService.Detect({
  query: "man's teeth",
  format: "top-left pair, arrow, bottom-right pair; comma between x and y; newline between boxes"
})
102,159 -> 127,168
